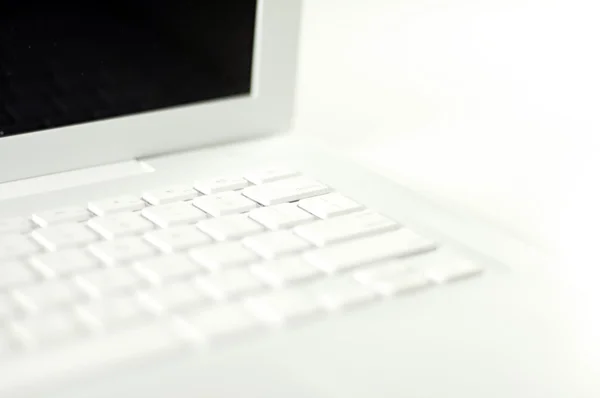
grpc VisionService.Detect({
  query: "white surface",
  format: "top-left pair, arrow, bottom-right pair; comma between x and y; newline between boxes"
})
2,2 -> 600,394
2,137 -> 594,398
0,161 -> 152,201
294,0 -> 600,254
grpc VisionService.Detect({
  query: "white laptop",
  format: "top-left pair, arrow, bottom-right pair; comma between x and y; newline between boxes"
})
0,1 -> 591,397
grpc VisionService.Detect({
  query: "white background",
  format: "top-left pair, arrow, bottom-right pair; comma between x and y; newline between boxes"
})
292,0 -> 600,254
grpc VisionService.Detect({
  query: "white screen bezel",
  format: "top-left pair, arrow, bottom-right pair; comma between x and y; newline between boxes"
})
0,0 -> 302,183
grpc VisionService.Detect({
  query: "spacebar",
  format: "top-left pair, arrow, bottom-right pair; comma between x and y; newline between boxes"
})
0,323 -> 180,396
304,229 -> 438,273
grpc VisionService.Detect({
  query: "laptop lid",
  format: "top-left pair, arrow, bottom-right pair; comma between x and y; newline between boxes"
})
0,0 -> 302,183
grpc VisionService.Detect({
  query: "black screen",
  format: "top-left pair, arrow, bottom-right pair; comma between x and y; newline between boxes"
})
0,0 -> 257,137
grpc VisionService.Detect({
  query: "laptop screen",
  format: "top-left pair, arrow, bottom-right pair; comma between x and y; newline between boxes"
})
0,0 -> 257,138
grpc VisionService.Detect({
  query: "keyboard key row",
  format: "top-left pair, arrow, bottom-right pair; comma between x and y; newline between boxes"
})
17,206 -> 399,264
6,253 -> 408,315
2,227 -> 430,294
81,170 -> 302,218
0,172 -> 328,237
2,191 -> 356,263
2,255 -> 484,350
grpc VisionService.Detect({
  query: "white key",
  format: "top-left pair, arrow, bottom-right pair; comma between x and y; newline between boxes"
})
309,277 -> 376,310
89,237 -> 157,265
294,210 -> 399,247
189,242 -> 259,271
0,217 -> 33,236
144,226 -> 212,253
369,272 -> 431,296
31,207 -> 92,227
192,192 -> 258,217
180,304 -> 258,342
1,331 -> 16,356
0,261 -> 37,290
88,195 -> 147,216
142,203 -> 207,228
298,193 -> 364,219
304,229 -> 437,274
139,283 -> 211,313
248,203 -> 314,230
134,254 -> 204,284
142,185 -> 199,205
10,311 -> 83,347
75,268 -> 144,297
196,269 -> 264,300
78,296 -> 150,330
0,295 -> 20,320
251,257 -> 321,287
245,290 -> 321,325
13,280 -> 84,311
353,259 -> 414,285
423,252 -> 484,283
243,231 -> 312,259
0,235 -> 40,260
197,214 -> 264,241
29,249 -> 100,278
242,176 -> 330,206
88,213 -> 155,239
32,223 -> 99,251
194,176 -> 249,194
244,168 -> 300,184
353,256 -> 435,295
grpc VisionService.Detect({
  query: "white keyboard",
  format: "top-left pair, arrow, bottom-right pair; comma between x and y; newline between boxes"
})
0,169 -> 484,360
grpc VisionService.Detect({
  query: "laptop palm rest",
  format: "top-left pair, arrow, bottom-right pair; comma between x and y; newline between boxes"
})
0,160 -> 154,201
